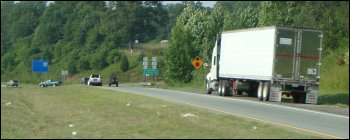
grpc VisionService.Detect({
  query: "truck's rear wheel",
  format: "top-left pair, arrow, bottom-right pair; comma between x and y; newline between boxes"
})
257,82 -> 263,101
292,91 -> 306,103
299,92 -> 306,103
262,82 -> 270,101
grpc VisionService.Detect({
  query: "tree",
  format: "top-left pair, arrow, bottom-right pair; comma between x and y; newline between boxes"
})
164,4 -> 224,84
120,54 -> 129,72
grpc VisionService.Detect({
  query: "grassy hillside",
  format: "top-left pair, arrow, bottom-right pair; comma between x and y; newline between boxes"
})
1,84 -> 322,139
1,42 -> 168,85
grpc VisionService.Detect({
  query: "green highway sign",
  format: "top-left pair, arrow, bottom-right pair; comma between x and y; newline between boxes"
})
142,69 -> 159,75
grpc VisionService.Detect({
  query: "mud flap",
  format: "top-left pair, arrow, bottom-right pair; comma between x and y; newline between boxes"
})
305,87 -> 318,104
269,85 -> 282,102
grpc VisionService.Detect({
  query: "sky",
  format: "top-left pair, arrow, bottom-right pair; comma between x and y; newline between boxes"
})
162,1 -> 217,8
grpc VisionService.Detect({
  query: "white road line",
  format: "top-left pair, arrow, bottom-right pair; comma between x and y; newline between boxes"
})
152,87 -> 349,119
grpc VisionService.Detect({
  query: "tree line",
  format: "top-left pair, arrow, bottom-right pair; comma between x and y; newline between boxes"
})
1,1 -> 181,77
1,1 -> 348,85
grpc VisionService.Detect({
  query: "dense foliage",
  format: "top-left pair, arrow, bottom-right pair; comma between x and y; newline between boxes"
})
1,1 -> 171,80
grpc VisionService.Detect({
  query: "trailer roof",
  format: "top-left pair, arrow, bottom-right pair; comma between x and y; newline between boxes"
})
222,26 -> 322,34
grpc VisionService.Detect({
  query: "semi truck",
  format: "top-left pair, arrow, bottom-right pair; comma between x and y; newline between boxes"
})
206,26 -> 323,104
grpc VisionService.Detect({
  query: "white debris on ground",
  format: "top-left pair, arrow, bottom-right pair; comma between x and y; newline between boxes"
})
253,126 -> 257,130
181,113 -> 197,118
72,131 -> 77,136
5,102 -> 12,106
157,111 -> 161,116
126,103 -> 130,106
163,105 -> 167,107
69,124 -> 74,128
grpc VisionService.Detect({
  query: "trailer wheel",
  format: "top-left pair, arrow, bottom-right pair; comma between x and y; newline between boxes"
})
292,92 -> 300,103
262,82 -> 270,101
257,82 -> 263,101
299,92 -> 306,103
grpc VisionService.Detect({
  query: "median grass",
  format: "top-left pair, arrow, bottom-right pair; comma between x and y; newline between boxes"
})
1,84 -> 321,139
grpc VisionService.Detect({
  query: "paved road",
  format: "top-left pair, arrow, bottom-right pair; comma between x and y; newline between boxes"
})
100,85 -> 349,139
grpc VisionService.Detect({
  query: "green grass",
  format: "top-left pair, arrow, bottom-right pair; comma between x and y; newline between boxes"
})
1,84 -> 321,139
318,49 -> 349,107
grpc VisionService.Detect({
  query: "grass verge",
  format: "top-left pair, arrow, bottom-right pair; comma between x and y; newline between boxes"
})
1,84 -> 321,139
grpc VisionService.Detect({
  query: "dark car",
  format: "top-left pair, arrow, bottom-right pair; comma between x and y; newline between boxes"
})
109,76 -> 118,87
7,80 -> 19,87
39,80 -> 59,87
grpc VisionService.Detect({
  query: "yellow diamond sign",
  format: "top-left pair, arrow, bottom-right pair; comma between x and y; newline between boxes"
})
192,56 -> 204,70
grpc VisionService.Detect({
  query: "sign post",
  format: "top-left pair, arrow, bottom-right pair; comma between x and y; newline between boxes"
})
143,57 -> 148,84
61,70 -> 68,85
191,56 -> 204,86
152,57 -> 157,85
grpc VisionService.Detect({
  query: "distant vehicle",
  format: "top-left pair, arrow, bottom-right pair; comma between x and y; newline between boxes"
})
160,40 -> 168,43
39,80 -> 59,87
88,74 -> 102,86
7,80 -> 19,87
109,76 -> 118,87
80,77 -> 89,85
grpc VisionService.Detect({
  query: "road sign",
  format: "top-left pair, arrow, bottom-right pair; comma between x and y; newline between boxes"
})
32,59 -> 48,73
143,57 -> 148,62
152,57 -> 157,62
191,56 -> 204,70
152,65 -> 157,69
142,69 -> 159,75
61,70 -> 68,76
143,57 -> 148,69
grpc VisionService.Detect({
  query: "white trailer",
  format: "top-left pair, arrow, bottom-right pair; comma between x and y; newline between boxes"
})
206,26 -> 323,104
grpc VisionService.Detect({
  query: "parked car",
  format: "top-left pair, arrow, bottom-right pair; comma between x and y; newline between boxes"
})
109,76 -> 118,87
88,74 -> 102,86
80,77 -> 89,85
7,80 -> 19,87
39,80 -> 59,87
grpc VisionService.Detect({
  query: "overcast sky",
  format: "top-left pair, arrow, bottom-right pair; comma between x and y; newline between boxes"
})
162,1 -> 217,8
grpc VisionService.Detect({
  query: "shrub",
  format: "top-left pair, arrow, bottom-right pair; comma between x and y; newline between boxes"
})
120,54 -> 129,72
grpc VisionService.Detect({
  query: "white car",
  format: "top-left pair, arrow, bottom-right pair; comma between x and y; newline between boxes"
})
88,74 -> 102,86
